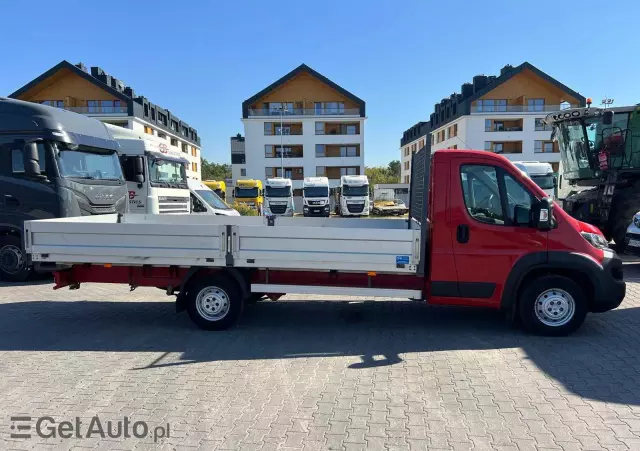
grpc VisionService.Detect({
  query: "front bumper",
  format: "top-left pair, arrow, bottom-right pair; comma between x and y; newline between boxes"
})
304,205 -> 330,217
590,252 -> 626,312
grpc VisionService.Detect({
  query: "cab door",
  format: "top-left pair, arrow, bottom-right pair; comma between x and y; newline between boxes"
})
449,158 -> 547,307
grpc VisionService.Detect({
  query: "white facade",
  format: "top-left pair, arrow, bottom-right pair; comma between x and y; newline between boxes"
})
400,135 -> 427,184
430,112 -> 557,166
237,116 -> 365,190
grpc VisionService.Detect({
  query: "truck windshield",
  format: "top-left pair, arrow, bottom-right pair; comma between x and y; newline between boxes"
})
304,186 -> 329,198
196,190 -> 230,210
148,158 -> 187,184
235,187 -> 259,198
56,144 -> 123,181
343,185 -> 369,197
265,186 -> 291,197
556,120 -> 592,176
530,174 -> 555,190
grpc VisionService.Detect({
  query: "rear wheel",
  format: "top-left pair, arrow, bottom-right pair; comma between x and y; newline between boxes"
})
186,276 -> 243,330
518,275 -> 587,336
0,236 -> 31,282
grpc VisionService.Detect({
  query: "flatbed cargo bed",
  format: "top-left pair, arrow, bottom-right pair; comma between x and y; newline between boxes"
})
26,214 -> 422,274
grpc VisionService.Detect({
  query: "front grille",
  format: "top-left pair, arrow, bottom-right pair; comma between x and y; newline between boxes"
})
627,232 -> 640,240
347,204 -> 365,213
159,202 -> 189,214
270,204 -> 287,214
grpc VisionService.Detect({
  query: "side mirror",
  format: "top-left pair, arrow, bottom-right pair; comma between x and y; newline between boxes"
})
513,205 -> 531,226
532,197 -> 553,231
603,110 -> 614,125
23,142 -> 42,176
134,156 -> 145,183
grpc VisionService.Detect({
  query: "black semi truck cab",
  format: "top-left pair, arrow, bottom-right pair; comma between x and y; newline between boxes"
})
0,98 -> 126,281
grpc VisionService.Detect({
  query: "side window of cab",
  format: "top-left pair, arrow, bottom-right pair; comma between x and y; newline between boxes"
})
461,165 -> 535,226
11,143 -> 47,176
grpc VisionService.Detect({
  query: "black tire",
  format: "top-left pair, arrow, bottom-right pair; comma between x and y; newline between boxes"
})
518,275 -> 587,336
0,236 -> 31,282
185,276 -> 243,330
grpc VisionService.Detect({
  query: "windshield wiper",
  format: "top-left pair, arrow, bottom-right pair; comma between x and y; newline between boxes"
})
68,175 -> 96,179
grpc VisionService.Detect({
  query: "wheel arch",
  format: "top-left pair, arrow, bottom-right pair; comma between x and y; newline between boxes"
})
501,252 -> 598,315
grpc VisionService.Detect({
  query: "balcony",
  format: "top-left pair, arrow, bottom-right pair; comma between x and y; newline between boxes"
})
317,122 -> 360,135
265,145 -> 303,158
316,144 -> 360,158
264,122 -> 303,136
485,141 -> 522,154
64,106 -> 128,115
471,104 -> 577,114
485,118 -> 523,132
318,166 -> 361,179
248,108 -> 360,117
265,167 -> 304,180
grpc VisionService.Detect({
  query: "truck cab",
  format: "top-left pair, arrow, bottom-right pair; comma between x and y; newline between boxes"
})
336,175 -> 370,216
512,161 -> 556,199
0,98 -> 126,281
106,125 -> 190,215
264,177 -> 294,216
203,180 -> 226,201
234,179 -> 264,214
302,176 -> 330,217
188,179 -> 239,216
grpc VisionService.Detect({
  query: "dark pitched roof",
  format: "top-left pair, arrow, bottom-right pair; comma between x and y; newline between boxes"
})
242,64 -> 365,118
9,60 -> 130,101
467,61 -> 586,104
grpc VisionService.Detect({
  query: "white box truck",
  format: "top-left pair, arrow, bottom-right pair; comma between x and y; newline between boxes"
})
263,178 -> 294,216
302,177 -> 330,217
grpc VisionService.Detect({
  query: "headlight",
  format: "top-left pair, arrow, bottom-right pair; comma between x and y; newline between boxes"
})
634,216 -> 640,228
581,232 -> 609,249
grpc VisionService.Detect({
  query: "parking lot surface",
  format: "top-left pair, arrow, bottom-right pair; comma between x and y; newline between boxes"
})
1,268 -> 640,450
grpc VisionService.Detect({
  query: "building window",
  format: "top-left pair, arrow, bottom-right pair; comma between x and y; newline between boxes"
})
182,143 -> 188,153
453,124 -> 457,137
431,134 -> 435,145
314,102 -> 345,115
315,122 -> 324,135
157,112 -> 167,126
315,144 -> 325,158
158,132 -> 166,139
340,167 -> 357,176
191,147 -> 197,157
476,99 -> 507,112
182,126 -> 189,137
534,141 -> 554,153
170,138 -> 178,146
192,162 -> 198,172
452,145 -> 458,149
528,98 -> 545,112
493,143 -> 503,154
484,141 -> 491,151
316,166 -> 326,176
240,168 -> 246,176
41,100 -> 64,108
485,119 -> 492,132
404,161 -> 410,170
151,108 -> 156,120
144,126 -> 153,135
446,128 -> 450,140
346,125 -> 357,135
534,118 -> 551,131
340,146 -> 358,157
265,145 -> 273,157
276,126 -> 291,136
144,104 -> 149,116
264,123 -> 274,135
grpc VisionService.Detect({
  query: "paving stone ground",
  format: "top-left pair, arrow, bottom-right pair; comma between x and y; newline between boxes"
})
1,267 -> 640,450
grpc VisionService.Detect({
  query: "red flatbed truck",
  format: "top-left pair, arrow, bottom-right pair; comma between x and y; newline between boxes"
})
25,148 -> 626,336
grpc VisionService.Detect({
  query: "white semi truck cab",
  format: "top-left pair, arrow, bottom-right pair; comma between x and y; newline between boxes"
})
514,161 -> 556,199
106,125 -> 190,214
337,175 -> 370,216
264,178 -> 294,216
302,177 -> 330,217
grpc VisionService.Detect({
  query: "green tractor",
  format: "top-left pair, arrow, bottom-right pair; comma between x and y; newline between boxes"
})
546,104 -> 640,250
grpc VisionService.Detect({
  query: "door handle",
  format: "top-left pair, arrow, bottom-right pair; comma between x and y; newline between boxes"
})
4,194 -> 20,206
456,224 -> 469,244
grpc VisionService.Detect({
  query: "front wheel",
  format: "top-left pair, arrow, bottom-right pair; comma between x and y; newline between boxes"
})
0,236 -> 31,282
518,275 -> 587,336
186,276 -> 243,330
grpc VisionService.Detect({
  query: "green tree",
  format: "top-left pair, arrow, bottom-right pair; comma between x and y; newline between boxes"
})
387,160 -> 401,182
201,158 -> 231,181
365,160 -> 401,185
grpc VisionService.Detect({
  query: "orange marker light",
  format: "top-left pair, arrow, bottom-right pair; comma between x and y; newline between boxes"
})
104,263 -> 112,268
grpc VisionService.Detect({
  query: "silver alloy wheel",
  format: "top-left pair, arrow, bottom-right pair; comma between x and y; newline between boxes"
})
534,288 -> 575,327
0,244 -> 24,275
195,286 -> 230,321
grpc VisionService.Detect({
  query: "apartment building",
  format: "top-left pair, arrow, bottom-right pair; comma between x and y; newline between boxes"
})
400,122 -> 429,183
400,62 -> 585,183
9,61 -> 202,179
236,64 -> 366,191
